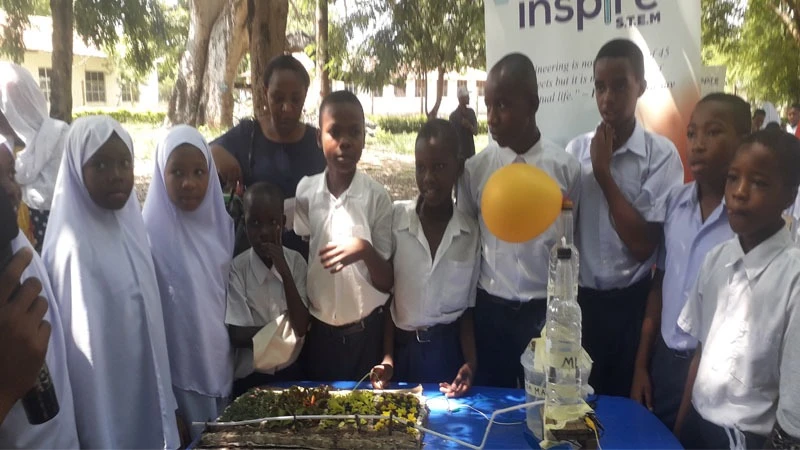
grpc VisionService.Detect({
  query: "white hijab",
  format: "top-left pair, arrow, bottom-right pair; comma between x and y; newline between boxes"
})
761,102 -> 781,130
0,62 -> 69,211
143,125 -> 235,398
41,116 -> 179,449
0,233 -> 80,449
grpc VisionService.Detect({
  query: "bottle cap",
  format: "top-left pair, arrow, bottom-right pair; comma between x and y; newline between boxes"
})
562,198 -> 574,210
557,247 -> 572,259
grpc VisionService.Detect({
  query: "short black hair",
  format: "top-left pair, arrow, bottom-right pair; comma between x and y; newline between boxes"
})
792,103 -> 800,111
318,90 -> 365,127
698,93 -> 751,136
244,181 -> 284,213
594,38 -> 645,81
416,119 -> 459,158
263,54 -> 310,90
740,129 -> 800,188
754,109 -> 766,117
765,122 -> 782,131
488,53 -> 539,107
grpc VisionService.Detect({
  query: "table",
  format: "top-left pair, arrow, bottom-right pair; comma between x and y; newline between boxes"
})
195,381 -> 683,449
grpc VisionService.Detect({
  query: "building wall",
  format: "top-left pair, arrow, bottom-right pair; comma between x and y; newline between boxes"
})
19,51 -> 160,111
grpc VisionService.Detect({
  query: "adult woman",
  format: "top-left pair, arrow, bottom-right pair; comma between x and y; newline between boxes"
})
211,54 -> 325,258
0,63 -> 69,250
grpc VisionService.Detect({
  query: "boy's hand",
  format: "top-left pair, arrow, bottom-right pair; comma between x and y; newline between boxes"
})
319,238 -> 372,273
630,366 -> 653,411
590,123 -> 615,178
439,363 -> 474,398
265,233 -> 291,278
371,363 -> 393,390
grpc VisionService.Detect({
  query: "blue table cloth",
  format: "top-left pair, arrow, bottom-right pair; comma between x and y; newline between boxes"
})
195,381 -> 683,449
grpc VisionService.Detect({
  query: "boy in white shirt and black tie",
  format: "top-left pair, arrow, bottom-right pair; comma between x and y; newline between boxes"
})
457,53 -> 581,388
566,38 -> 684,397
294,91 -> 394,382
676,129 -> 800,449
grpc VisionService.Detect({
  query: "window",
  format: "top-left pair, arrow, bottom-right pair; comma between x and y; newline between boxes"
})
415,79 -> 425,97
394,83 -> 407,97
38,68 -> 52,100
476,80 -> 486,96
344,82 -> 356,93
372,87 -> 382,98
457,80 -> 468,93
84,71 -> 106,103
120,82 -> 139,103
443,79 -> 450,97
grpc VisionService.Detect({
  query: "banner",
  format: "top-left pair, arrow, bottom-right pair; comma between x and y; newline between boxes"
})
484,0 -> 702,181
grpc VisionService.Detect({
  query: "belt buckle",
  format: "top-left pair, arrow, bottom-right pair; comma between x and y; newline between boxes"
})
415,328 -> 431,343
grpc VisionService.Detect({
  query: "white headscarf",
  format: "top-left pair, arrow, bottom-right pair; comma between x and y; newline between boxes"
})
761,102 -> 781,130
0,62 -> 69,211
0,233 -> 80,449
143,125 -> 235,398
41,116 -> 180,449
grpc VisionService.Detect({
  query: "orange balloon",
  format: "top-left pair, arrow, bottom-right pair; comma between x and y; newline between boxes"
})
480,164 -> 563,243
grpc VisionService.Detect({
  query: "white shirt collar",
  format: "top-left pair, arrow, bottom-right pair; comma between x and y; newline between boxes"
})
396,197 -> 472,236
496,139 -> 544,166
729,226 -> 793,281
314,169 -> 364,203
614,120 -> 647,158
249,249 -> 283,285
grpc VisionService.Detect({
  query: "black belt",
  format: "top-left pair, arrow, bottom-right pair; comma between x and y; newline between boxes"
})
312,305 -> 385,337
768,422 -> 800,449
394,321 -> 458,344
477,288 -> 546,311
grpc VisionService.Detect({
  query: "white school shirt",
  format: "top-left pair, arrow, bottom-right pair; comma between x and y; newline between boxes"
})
225,247 -> 308,379
0,233 -> 80,449
566,121 -> 684,290
294,170 -> 393,325
456,139 -> 581,301
391,199 -> 480,330
678,227 -> 800,436
658,182 -> 733,351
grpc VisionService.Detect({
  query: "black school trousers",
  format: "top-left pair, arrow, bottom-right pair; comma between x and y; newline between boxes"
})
680,406 -> 766,449
578,275 -> 651,397
473,288 -> 547,388
302,305 -> 386,382
650,333 -> 695,430
393,321 -> 464,384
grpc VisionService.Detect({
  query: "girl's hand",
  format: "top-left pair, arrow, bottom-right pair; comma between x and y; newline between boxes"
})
439,363 -> 474,398
371,363 -> 393,390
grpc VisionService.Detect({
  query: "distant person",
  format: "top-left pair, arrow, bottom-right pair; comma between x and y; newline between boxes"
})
787,103 -> 800,134
0,63 -> 69,251
752,108 -> 766,132
761,102 -> 781,130
449,86 -> 478,161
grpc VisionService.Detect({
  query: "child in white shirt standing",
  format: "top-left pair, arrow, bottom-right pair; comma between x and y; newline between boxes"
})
226,182 -> 310,396
294,91 -> 393,381
566,38 -> 684,397
371,119 -> 478,397
457,53 -> 581,388
676,129 -> 800,449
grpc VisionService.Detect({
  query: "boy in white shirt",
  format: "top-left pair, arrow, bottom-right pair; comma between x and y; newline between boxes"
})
566,38 -> 684,397
294,91 -> 393,381
371,119 -> 479,397
226,182 -> 310,397
675,129 -> 800,449
457,53 -> 581,388
630,94 -> 749,430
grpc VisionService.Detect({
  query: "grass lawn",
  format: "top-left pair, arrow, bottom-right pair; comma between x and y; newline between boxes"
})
128,122 -> 488,204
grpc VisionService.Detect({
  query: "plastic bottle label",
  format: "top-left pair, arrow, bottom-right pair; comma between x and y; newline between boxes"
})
525,380 -> 547,398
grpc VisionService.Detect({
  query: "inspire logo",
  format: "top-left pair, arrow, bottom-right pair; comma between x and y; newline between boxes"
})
513,0 -> 661,31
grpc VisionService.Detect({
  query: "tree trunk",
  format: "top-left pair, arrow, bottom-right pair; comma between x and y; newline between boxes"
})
50,0 -> 73,122
248,0 -> 289,118
168,0 -> 226,126
200,0 -> 249,128
426,68 -> 445,119
316,0 -> 330,98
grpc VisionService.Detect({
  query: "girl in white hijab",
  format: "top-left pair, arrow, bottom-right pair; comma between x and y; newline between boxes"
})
42,116 -> 180,449
143,125 -> 234,438
0,63 -> 69,250
761,102 -> 782,130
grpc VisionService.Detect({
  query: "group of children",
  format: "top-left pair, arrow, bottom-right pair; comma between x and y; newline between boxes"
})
1,36 -> 799,450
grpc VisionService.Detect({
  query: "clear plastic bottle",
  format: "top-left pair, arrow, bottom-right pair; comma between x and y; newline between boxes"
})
544,246 -> 583,419
547,199 -> 579,300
